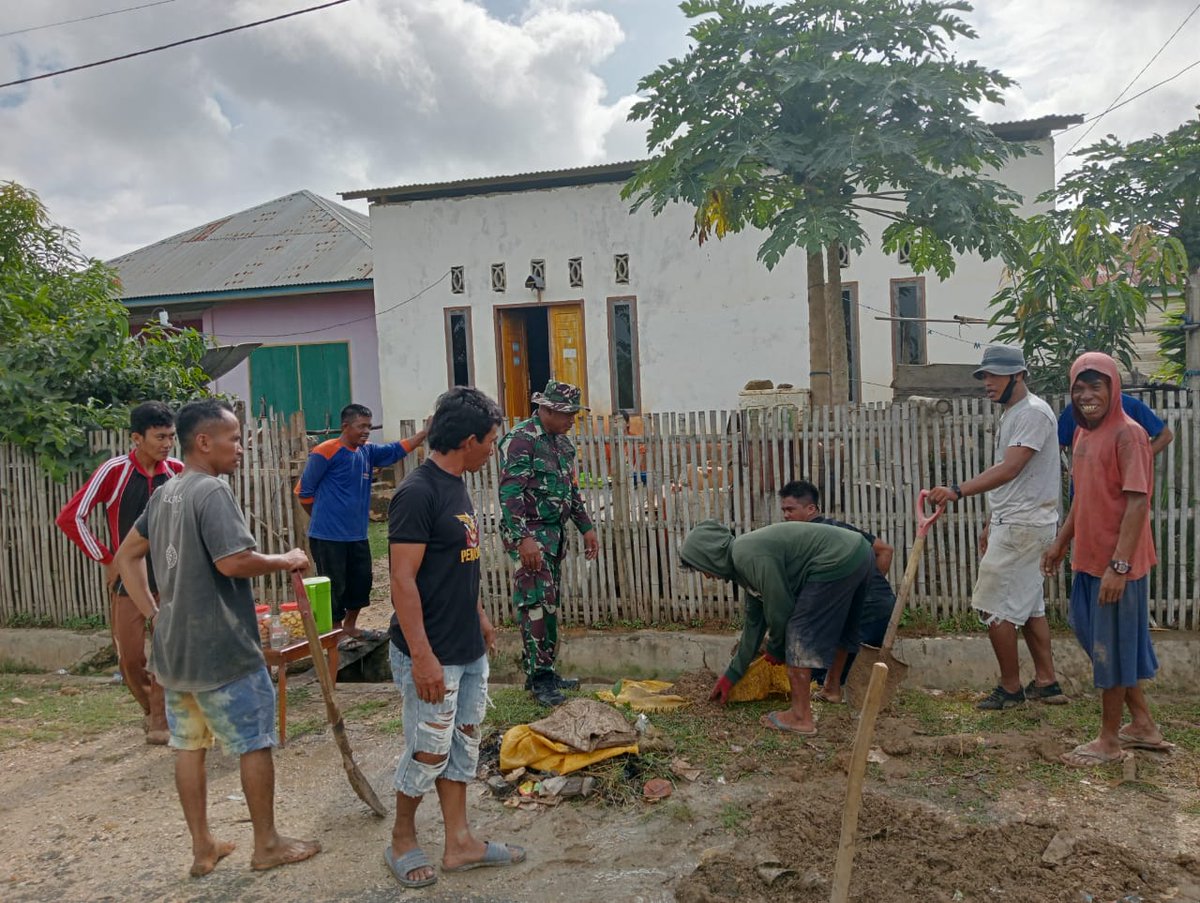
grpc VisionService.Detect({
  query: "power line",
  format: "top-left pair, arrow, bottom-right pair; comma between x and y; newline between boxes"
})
209,270 -> 449,339
0,0 -> 184,39
1056,0 -> 1200,164
0,0 -> 353,90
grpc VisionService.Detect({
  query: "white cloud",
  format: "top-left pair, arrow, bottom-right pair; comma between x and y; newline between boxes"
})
0,0 -> 1196,260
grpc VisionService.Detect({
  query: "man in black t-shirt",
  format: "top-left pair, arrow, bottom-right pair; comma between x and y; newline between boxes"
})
780,480 -> 897,703
384,387 -> 527,890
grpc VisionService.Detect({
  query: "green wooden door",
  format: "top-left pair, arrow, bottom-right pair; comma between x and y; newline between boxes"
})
248,342 -> 350,434
298,343 -> 351,435
249,345 -> 301,419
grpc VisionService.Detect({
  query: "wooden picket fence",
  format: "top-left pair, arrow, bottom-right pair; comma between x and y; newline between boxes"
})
464,390 -> 1200,631
1,396 -> 1196,630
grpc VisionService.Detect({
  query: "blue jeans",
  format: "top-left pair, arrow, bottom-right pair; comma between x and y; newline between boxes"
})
164,667 -> 277,756
390,644 -> 489,797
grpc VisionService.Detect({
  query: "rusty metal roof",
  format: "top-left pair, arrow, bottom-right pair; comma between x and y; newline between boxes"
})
344,116 -> 1085,205
110,190 -> 372,300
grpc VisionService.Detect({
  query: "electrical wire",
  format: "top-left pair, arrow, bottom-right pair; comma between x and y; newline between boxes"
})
209,270 -> 448,339
1056,0 -> 1200,164
0,0 -> 184,39
0,0 -> 353,90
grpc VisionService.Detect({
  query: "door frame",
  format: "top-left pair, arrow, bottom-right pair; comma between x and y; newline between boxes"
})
492,299 -> 588,418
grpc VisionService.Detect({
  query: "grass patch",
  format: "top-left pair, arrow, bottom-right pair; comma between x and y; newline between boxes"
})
718,802 -> 751,834
3,613 -> 55,629
344,698 -> 391,719
286,685 -> 312,706
378,717 -> 405,735
0,659 -> 45,675
0,676 -> 132,746
369,522 -> 389,561
483,687 -> 546,734
287,717 -> 326,740
61,614 -> 106,632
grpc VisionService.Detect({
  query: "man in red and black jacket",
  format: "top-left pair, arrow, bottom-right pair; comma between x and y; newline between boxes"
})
56,402 -> 182,744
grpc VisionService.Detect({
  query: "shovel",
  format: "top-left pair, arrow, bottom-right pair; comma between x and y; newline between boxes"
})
291,570 -> 387,817
845,490 -> 944,710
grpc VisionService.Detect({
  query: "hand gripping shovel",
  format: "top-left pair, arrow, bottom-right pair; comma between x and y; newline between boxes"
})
845,491 -> 944,711
291,570 -> 387,817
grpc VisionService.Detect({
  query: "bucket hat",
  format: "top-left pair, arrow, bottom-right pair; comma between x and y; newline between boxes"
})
972,345 -> 1027,380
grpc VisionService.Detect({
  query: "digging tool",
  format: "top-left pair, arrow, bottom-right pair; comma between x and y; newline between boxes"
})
830,661 -> 889,903
845,490 -> 944,710
291,570 -> 387,817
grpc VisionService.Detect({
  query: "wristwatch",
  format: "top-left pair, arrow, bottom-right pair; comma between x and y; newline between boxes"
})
1109,559 -> 1131,575
951,482 -> 963,500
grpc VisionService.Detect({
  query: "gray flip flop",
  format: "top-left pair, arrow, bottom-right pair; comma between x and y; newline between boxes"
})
443,841 -> 527,873
385,845 -> 437,888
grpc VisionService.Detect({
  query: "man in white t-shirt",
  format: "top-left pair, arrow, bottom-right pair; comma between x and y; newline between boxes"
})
927,346 -> 1068,710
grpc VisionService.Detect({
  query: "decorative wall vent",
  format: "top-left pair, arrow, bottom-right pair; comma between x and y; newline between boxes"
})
450,265 -> 465,293
568,256 -> 583,288
897,241 -> 912,265
614,253 -> 630,284
837,245 -> 850,268
491,262 -> 506,292
530,259 -> 545,284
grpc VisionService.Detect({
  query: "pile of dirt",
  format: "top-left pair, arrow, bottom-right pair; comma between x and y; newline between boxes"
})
675,777 -> 1183,903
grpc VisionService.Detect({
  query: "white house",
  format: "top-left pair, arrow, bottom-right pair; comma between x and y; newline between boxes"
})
345,115 -> 1080,427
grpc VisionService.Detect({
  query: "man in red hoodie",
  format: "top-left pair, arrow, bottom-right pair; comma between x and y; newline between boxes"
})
56,401 -> 182,744
1041,352 -> 1167,767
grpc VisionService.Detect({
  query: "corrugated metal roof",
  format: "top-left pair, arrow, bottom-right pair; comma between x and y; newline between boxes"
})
110,190 -> 373,300
344,116 -> 1085,205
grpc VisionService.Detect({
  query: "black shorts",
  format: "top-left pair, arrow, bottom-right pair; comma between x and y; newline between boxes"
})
785,554 -> 874,670
309,538 -> 373,622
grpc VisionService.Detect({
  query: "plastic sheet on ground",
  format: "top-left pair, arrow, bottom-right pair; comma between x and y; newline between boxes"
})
595,678 -> 690,712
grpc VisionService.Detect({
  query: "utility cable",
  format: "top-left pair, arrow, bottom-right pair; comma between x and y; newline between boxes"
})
0,0 -> 184,39
0,0 -> 352,90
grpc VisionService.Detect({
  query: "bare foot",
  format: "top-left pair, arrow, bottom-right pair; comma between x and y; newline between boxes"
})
760,711 -> 817,736
250,836 -> 321,871
189,839 -> 236,877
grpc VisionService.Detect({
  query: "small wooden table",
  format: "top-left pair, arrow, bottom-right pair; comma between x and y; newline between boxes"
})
263,629 -> 343,747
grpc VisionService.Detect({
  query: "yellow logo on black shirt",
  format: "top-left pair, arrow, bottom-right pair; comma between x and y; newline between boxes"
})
455,513 -> 480,562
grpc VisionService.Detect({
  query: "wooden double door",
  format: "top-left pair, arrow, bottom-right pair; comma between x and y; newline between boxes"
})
496,302 -> 587,419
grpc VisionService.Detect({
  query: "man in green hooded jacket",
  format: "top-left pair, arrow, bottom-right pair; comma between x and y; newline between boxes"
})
680,519 -> 872,735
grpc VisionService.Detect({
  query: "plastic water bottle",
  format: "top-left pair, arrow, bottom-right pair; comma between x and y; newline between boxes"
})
269,615 -> 289,649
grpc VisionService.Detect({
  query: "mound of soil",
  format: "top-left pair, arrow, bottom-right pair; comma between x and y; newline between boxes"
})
675,777 -> 1181,903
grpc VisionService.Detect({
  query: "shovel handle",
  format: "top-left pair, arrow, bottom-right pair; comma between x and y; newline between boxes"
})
916,490 -> 945,539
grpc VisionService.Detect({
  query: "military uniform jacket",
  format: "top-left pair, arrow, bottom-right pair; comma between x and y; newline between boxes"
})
498,415 -> 594,555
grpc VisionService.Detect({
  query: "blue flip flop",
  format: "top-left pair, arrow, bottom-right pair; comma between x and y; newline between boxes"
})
443,841 -> 527,873
385,845 -> 437,888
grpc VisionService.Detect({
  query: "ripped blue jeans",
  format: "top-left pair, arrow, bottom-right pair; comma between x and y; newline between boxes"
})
390,644 -> 489,798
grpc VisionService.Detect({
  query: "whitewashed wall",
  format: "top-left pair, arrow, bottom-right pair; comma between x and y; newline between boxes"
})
370,140 -> 1055,428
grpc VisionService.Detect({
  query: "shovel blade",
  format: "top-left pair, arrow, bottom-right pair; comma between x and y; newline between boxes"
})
845,646 -> 909,711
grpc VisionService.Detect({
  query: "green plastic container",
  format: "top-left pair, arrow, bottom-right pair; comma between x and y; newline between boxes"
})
302,576 -> 333,634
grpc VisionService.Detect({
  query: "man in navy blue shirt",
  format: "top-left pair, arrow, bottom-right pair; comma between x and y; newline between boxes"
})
1058,394 -> 1173,456
297,404 -> 427,646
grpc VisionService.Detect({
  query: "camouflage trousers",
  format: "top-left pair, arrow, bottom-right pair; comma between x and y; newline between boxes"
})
510,550 -> 564,679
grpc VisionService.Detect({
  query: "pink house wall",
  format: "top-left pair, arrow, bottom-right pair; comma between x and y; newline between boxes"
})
202,289 -> 385,424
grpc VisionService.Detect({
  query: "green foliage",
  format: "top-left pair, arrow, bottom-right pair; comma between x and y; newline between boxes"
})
623,0 -> 1027,275
0,182 -> 212,480
989,207 -> 1189,393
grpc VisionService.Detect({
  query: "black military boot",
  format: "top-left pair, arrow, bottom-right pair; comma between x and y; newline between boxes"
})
530,672 -> 566,707
524,671 -> 579,691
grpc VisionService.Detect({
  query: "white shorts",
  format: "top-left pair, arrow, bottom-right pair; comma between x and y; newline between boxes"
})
970,522 -> 1057,626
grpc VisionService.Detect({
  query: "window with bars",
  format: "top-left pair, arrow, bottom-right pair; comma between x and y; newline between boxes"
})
607,297 -> 641,413
568,256 -> 583,288
444,308 -> 474,387
450,266 -> 465,294
490,262 -> 506,292
614,253 -> 630,284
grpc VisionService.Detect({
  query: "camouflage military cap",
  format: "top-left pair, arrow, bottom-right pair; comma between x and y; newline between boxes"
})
532,379 -> 589,413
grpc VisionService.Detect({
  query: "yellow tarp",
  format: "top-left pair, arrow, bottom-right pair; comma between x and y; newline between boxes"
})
500,724 -> 638,775
728,656 -> 791,702
595,679 -> 690,712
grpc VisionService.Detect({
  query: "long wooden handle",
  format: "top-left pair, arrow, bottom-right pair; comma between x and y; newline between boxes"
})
830,661 -> 889,903
879,532 -> 926,654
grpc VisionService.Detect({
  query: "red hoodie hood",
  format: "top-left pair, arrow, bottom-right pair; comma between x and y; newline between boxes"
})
1069,351 -> 1127,432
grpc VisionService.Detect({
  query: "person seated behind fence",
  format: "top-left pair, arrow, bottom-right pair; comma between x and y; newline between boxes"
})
680,519 -> 872,736
778,480 -> 895,703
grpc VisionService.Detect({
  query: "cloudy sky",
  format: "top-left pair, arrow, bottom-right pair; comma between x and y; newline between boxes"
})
2,0 -> 1197,261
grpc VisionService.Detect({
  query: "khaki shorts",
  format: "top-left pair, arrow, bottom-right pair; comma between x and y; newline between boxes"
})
970,522 -> 1057,626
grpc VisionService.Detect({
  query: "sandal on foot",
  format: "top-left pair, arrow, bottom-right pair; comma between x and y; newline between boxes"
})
443,841 -> 526,873
1117,728 -> 1174,752
760,712 -> 818,736
356,628 -> 386,642
813,690 -> 845,705
1059,744 -> 1125,769
338,636 -> 366,652
385,846 -> 437,888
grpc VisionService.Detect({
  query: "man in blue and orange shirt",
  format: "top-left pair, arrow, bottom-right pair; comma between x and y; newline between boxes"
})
57,401 -> 182,744
297,404 -> 426,647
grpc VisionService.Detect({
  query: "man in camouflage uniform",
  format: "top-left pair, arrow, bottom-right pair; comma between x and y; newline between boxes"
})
499,379 -> 600,706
